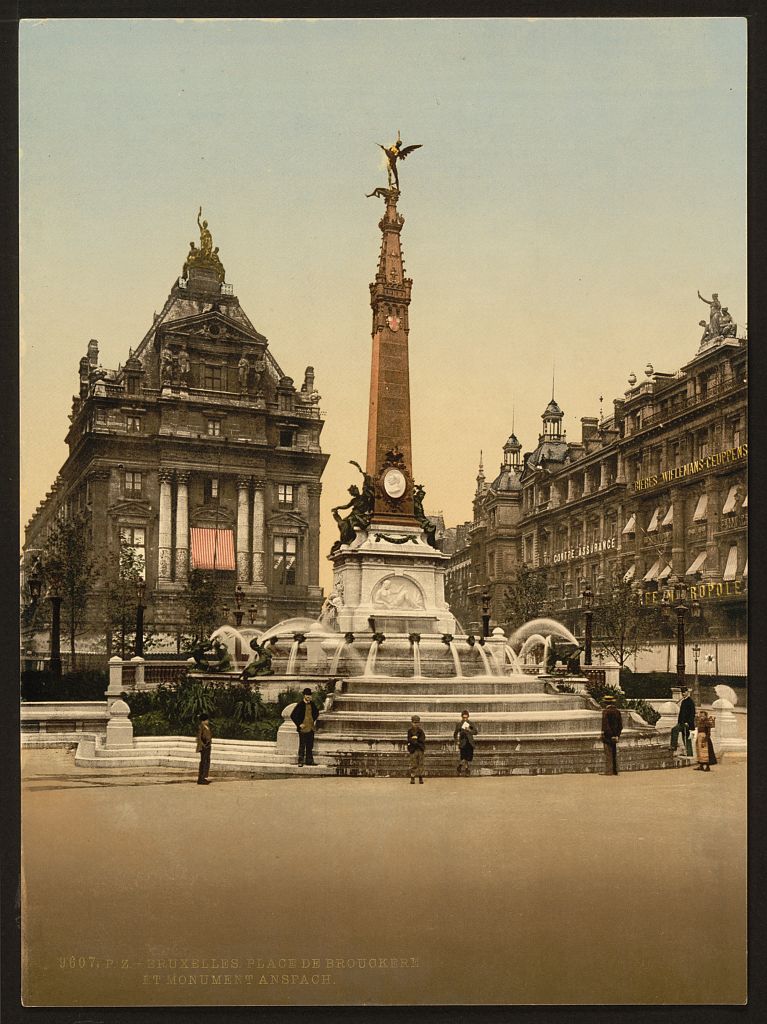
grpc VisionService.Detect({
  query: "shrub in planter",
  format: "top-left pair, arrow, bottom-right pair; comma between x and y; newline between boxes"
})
132,710 -> 173,736
623,699 -> 661,726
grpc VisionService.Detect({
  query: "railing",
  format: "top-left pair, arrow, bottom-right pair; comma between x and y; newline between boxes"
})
717,513 -> 748,534
633,375 -> 746,433
221,283 -> 234,296
687,524 -> 708,542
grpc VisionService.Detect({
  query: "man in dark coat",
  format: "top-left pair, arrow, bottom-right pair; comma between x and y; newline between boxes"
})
600,695 -> 623,775
290,688 -> 320,766
406,714 -> 426,784
671,687 -> 696,755
196,713 -> 212,785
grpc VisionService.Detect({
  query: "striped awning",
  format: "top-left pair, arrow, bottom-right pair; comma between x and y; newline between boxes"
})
190,527 -> 236,570
622,514 -> 636,536
643,559 -> 661,582
658,563 -> 672,580
722,544 -> 739,582
623,564 -> 636,582
661,505 -> 674,528
743,559 -> 748,577
647,508 -> 660,533
721,485 -> 739,516
692,494 -> 708,522
742,493 -> 748,509
685,551 -> 707,577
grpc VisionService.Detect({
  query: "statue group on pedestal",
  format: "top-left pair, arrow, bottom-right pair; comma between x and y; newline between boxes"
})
160,344 -> 191,387
330,461 -> 375,553
182,207 -> 226,284
697,291 -> 737,344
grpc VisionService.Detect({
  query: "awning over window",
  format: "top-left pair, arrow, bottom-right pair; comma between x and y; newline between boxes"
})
622,514 -> 636,536
692,494 -> 708,522
742,493 -> 748,509
722,544 -> 739,582
661,505 -> 674,528
743,559 -> 748,577
721,485 -> 739,516
658,563 -> 672,580
623,564 -> 636,582
643,560 -> 661,582
685,551 -> 707,577
647,508 -> 660,533
190,527 -> 236,570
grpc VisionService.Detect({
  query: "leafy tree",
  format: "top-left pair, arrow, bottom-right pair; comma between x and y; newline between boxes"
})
182,569 -> 220,647
103,535 -> 157,658
41,510 -> 98,671
503,564 -> 551,630
593,569 -> 661,668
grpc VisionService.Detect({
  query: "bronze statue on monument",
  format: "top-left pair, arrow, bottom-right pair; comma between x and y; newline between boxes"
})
366,130 -> 422,195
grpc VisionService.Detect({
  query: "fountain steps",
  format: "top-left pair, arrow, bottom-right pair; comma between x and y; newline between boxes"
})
330,694 -> 587,714
319,709 -> 610,736
340,678 -> 554,695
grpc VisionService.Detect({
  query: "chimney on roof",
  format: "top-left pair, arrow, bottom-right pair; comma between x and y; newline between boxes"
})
581,417 -> 599,444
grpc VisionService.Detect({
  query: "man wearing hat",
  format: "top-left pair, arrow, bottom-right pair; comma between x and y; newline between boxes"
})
196,713 -> 212,785
290,687 -> 320,766
406,714 -> 426,784
671,686 -> 696,756
600,695 -> 623,775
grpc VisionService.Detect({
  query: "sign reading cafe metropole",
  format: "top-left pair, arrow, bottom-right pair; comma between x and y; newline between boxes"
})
633,442 -> 748,493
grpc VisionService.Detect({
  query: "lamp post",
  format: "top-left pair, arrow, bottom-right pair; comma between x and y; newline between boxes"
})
134,579 -> 146,657
481,592 -> 491,638
48,581 -> 62,679
691,642 -> 701,705
234,585 -> 245,628
248,605 -> 258,626
27,562 -> 43,608
221,604 -> 231,625
581,582 -> 593,666
673,582 -> 688,690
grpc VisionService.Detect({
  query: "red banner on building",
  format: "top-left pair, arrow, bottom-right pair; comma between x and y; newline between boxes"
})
190,527 -> 235,570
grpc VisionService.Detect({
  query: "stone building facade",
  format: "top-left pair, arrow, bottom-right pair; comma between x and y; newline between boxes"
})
446,317 -> 748,643
22,216 -> 329,646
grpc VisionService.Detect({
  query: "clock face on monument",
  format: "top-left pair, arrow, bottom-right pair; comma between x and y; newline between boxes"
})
383,468 -> 406,500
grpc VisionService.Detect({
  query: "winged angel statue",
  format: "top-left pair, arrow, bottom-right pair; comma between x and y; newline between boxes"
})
376,131 -> 422,191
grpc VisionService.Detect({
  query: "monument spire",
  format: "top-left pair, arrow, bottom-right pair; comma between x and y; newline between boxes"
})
365,187 -> 417,523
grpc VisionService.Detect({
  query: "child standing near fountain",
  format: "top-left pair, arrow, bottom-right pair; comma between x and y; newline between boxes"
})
406,715 -> 426,784
454,710 -> 478,776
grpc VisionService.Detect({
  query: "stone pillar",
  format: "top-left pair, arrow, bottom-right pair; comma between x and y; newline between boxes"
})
106,696 -> 134,748
296,484 -> 310,586
567,476 -> 575,502
252,478 -> 266,584
615,452 -> 626,486
158,470 -> 173,583
237,477 -> 251,583
307,482 -> 322,589
583,470 -> 591,496
175,471 -> 190,583
704,476 -> 721,581
599,461 -> 608,489
671,488 -> 686,580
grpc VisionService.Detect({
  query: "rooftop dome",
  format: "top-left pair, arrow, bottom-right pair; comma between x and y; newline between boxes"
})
491,467 -> 522,492
543,398 -> 563,417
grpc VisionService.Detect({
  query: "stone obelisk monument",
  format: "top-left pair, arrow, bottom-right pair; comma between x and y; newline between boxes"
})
328,138 -> 454,635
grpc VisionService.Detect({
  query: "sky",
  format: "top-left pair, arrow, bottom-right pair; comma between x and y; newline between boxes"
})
19,17 -> 747,593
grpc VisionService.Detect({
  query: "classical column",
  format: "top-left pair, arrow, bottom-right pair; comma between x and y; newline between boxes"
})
237,477 -> 251,584
615,452 -> 626,485
175,472 -> 189,583
252,478 -> 265,584
671,488 -> 686,580
599,461 -> 608,489
567,476 -> 576,502
307,482 -> 322,589
703,476 -> 721,580
158,470 -> 173,583
296,484 -> 310,586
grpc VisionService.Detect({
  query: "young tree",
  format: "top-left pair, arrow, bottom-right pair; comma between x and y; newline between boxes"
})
594,569 -> 662,668
41,510 -> 98,671
503,564 -> 551,629
103,535 -> 150,659
182,569 -> 220,648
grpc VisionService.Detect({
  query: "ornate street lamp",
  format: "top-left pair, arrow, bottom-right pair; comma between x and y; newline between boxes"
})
581,581 -> 594,666
691,642 -> 701,705
481,592 -> 491,638
134,579 -> 146,657
48,578 -> 62,679
234,585 -> 245,628
673,581 -> 688,690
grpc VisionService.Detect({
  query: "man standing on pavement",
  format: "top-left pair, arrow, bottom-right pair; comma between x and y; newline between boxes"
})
196,713 -> 212,785
406,714 -> 426,784
671,686 -> 696,755
291,687 -> 319,766
600,694 -> 623,775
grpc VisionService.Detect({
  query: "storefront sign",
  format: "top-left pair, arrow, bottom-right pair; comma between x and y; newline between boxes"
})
552,537 -> 617,564
633,442 -> 748,493
640,579 -> 745,606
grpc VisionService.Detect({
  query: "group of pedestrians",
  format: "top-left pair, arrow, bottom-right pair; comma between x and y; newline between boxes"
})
195,685 -> 718,784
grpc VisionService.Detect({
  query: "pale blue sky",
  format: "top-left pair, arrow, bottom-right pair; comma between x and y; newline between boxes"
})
20,18 -> 747,589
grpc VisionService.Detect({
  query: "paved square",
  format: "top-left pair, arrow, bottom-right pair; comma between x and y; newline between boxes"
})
22,750 -> 746,1006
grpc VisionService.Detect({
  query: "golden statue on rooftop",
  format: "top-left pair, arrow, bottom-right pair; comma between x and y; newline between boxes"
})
182,208 -> 225,283
377,131 -> 422,191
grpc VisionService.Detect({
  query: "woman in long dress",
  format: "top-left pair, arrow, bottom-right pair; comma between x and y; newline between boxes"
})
694,710 -> 717,772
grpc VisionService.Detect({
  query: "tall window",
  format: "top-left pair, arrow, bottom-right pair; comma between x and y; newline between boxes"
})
278,483 -> 294,508
204,478 -> 219,502
279,428 -> 294,448
126,416 -> 141,432
207,419 -> 221,436
124,471 -> 142,497
273,535 -> 297,586
204,365 -> 223,390
119,526 -> 146,579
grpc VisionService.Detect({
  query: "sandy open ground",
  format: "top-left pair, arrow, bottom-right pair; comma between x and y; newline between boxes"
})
21,748 -> 746,1006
